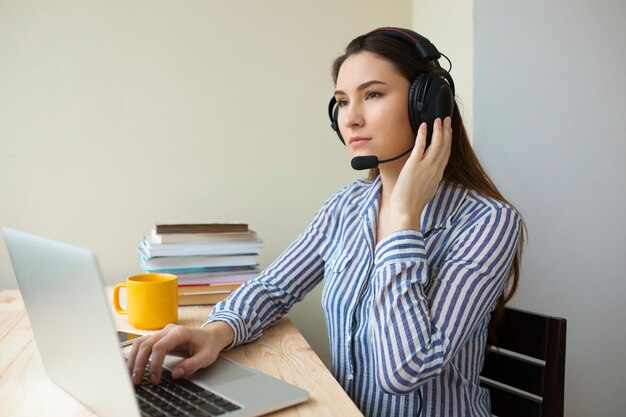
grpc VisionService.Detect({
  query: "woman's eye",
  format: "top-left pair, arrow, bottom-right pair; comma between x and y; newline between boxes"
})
366,91 -> 382,100
337,99 -> 349,107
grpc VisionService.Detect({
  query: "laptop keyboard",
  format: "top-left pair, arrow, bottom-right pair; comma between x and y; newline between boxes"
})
134,367 -> 242,417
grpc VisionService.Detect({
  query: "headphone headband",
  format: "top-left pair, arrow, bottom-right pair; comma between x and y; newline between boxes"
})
365,27 -> 442,61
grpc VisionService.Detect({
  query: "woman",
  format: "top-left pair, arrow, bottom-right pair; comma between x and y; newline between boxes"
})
128,27 -> 525,417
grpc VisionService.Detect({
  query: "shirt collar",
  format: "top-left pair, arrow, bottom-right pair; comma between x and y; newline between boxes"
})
357,176 -> 468,234
358,175 -> 382,220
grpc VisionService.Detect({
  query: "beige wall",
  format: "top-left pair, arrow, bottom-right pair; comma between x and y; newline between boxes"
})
0,0 -> 411,367
413,0 -> 473,141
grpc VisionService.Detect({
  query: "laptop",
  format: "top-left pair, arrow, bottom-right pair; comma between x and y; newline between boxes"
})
3,227 -> 309,417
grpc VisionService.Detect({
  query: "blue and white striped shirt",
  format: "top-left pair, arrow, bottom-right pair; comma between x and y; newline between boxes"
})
205,175 -> 522,417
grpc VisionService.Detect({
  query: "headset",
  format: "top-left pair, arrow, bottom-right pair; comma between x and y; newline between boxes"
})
328,27 -> 456,152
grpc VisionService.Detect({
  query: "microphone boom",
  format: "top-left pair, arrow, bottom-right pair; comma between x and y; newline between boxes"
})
351,146 -> 414,171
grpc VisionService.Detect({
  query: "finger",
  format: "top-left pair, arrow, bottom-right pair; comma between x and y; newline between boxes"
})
423,118 -> 443,159
127,332 -> 158,376
150,327 -> 189,384
128,336 -> 150,384
410,122 -> 428,159
127,336 -> 144,374
443,116 -> 452,149
170,346 -> 217,380
131,336 -> 156,384
131,331 -> 168,385
435,116 -> 453,165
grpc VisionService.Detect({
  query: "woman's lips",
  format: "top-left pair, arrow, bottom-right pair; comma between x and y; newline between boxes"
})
350,137 -> 371,147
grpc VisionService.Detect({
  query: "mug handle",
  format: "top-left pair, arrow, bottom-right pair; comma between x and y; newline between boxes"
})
113,282 -> 128,315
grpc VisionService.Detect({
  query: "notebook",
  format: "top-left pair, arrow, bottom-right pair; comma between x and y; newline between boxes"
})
2,227 -> 309,417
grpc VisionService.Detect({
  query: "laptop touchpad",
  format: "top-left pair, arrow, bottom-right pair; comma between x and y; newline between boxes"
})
165,356 -> 255,386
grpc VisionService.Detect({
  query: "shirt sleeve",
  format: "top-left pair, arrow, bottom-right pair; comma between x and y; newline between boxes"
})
201,184 -> 349,349
370,206 -> 522,395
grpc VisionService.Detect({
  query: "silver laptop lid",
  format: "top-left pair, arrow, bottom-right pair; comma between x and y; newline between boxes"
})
3,227 -> 140,417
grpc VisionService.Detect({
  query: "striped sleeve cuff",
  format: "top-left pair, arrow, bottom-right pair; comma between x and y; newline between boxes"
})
375,229 -> 427,263
201,310 -> 249,351
374,229 -> 428,277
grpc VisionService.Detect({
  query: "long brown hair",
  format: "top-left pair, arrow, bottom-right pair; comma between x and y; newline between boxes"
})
332,30 -> 527,318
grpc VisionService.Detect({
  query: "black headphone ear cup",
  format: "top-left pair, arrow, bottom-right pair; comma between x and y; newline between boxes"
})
427,69 -> 454,117
422,76 -> 454,121
328,97 -> 345,145
333,105 -> 345,145
408,73 -> 427,134
408,72 -> 453,149
434,79 -> 454,119
420,75 -> 454,148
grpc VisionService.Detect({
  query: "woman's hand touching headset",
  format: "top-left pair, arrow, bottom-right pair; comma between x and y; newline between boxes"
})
389,116 -> 453,232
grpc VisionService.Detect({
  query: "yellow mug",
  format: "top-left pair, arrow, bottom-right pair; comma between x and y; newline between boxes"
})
113,273 -> 178,330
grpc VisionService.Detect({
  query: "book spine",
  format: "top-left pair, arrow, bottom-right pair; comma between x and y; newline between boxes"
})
150,231 -> 258,244
177,283 -> 242,294
156,223 -> 249,234
177,292 -> 232,306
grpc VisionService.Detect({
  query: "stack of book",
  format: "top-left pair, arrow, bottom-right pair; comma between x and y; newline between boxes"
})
138,223 -> 262,306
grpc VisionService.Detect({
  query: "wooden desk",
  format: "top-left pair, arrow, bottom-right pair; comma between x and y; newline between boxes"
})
0,289 -> 363,417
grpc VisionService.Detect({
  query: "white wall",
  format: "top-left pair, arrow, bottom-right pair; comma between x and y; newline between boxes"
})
474,0 -> 626,416
0,0 -> 411,367
416,0 -> 626,414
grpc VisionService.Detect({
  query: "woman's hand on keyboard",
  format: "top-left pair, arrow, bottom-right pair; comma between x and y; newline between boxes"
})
127,322 -> 235,385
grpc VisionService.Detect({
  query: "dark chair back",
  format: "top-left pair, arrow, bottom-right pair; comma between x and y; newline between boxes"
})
480,307 -> 567,417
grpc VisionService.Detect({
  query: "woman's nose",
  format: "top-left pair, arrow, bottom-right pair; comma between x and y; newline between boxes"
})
342,102 -> 364,129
